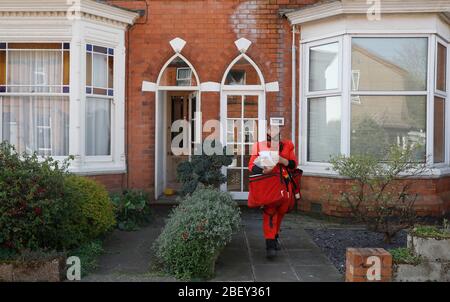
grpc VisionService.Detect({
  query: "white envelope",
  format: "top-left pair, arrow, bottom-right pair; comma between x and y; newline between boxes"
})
254,151 -> 279,169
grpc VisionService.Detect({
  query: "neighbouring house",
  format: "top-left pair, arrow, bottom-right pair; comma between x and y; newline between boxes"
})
0,0 -> 449,217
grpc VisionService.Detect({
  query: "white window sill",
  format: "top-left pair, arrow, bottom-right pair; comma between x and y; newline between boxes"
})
69,164 -> 126,176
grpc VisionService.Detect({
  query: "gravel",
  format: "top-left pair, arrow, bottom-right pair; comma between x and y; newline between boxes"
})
306,228 -> 407,274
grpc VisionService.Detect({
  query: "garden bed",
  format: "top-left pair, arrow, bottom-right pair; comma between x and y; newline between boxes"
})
306,228 -> 407,274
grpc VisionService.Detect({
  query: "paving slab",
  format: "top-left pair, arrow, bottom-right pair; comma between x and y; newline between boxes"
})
294,265 -> 343,282
253,264 -> 300,282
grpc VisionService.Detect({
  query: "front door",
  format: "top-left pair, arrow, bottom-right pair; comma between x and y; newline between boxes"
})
166,91 -> 197,191
155,90 -> 199,199
222,91 -> 265,200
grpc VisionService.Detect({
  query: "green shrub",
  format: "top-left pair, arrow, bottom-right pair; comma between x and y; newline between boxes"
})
176,141 -> 233,195
111,190 -> 151,231
68,240 -> 104,277
410,225 -> 450,239
154,187 -> 240,280
329,144 -> 428,243
0,142 -> 73,251
389,247 -> 421,265
63,175 -> 116,244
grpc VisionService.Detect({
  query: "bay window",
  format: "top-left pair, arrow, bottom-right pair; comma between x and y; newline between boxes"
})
0,1 -> 135,175
303,35 -> 448,168
0,43 -> 70,156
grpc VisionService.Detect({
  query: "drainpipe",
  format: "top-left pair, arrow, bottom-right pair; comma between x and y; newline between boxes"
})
291,25 -> 298,145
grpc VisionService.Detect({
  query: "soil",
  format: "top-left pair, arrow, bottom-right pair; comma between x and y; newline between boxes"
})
306,228 -> 407,274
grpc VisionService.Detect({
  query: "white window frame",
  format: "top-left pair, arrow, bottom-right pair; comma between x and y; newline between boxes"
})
434,36 -> 449,166
0,42 -> 70,161
300,33 -> 450,175
84,43 -> 114,162
220,53 -> 267,200
301,36 -> 344,169
176,67 -> 192,86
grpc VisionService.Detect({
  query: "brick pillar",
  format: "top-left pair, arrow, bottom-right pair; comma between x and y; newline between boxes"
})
346,248 -> 392,282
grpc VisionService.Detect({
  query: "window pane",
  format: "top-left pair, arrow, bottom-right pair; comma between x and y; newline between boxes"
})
227,119 -> 241,144
86,97 -> 111,156
227,95 -> 242,118
225,58 -> 261,85
309,42 -> 339,91
352,37 -> 428,91
1,96 -> 69,156
437,43 -> 447,91
93,45 -> 108,54
243,119 -> 257,143
307,96 -> 341,162
244,95 -> 258,118
108,55 -> 114,89
7,50 -> 62,93
8,43 -> 62,49
351,96 -> 426,160
159,57 -> 197,86
434,97 -> 445,163
226,70 -> 246,85
92,53 -> 107,88
227,169 -> 241,192
86,52 -> 92,86
63,51 -> 70,86
0,50 -> 5,85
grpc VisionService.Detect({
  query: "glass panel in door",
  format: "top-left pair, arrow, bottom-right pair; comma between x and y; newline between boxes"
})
226,94 -> 259,196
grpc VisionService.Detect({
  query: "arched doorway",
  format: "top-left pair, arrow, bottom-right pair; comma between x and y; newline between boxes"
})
154,53 -> 201,199
220,54 -> 266,200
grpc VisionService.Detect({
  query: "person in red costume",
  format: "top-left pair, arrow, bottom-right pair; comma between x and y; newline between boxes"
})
248,126 -> 297,259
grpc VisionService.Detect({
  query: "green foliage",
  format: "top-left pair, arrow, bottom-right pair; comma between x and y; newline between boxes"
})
0,141 -> 73,251
351,116 -> 390,159
154,187 -> 241,280
411,225 -> 450,239
111,190 -> 151,231
329,144 -> 428,243
176,141 -> 233,196
68,240 -> 104,277
63,175 -> 116,244
389,247 -> 421,265
0,248 -> 18,261
0,141 -> 116,253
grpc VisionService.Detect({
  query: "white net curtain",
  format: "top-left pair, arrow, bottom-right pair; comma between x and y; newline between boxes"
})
1,49 -> 69,156
1,96 -> 69,156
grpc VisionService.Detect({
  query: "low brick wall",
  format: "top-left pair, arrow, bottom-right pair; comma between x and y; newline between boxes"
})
345,248 -> 392,282
84,173 -> 126,193
0,258 -> 66,282
300,175 -> 450,217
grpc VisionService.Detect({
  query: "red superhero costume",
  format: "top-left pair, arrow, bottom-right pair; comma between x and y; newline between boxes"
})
248,140 -> 297,240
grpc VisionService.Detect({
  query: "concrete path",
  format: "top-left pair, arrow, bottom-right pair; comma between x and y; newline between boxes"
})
83,206 -> 343,282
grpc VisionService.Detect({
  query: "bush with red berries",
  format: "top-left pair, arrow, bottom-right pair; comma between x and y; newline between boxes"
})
0,142 -> 76,252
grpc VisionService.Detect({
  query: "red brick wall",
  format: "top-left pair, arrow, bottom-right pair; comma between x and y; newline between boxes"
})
88,0 -> 450,217
86,174 -> 126,192
300,175 -> 450,217
104,0 -> 315,193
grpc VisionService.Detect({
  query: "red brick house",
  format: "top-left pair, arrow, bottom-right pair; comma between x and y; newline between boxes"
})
1,0 -> 450,216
